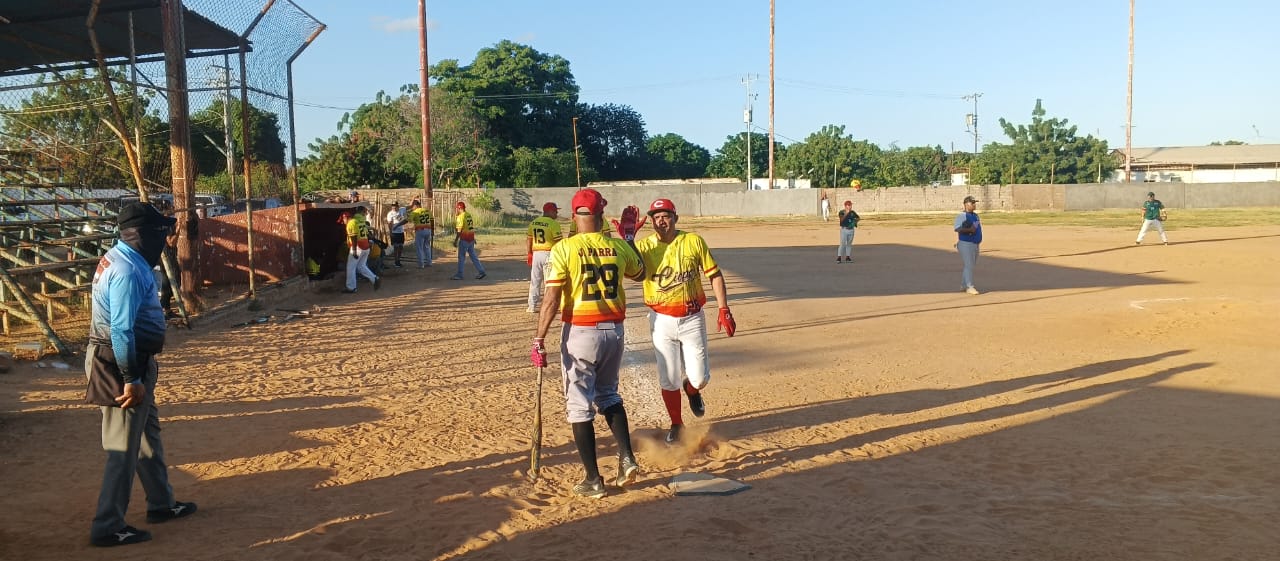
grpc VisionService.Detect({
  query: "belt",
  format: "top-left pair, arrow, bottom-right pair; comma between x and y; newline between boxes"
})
572,321 -> 618,329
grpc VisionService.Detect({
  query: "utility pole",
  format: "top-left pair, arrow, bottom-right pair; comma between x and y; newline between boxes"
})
1125,0 -> 1135,182
767,0 -> 776,190
419,0 -> 433,200
572,116 -> 581,187
963,92 -> 983,155
741,74 -> 758,188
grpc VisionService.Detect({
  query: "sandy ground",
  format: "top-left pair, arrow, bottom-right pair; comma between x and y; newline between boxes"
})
2,219 -> 1278,561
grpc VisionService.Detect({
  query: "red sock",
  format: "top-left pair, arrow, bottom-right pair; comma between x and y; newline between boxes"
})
683,380 -> 701,396
661,389 -> 683,426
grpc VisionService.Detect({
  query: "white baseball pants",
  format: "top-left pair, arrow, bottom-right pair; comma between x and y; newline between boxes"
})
837,227 -> 856,258
1136,219 -> 1166,243
528,250 -> 551,310
346,246 -> 377,290
648,310 -> 710,392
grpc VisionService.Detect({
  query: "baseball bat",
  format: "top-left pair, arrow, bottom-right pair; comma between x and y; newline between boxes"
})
528,365 -> 544,481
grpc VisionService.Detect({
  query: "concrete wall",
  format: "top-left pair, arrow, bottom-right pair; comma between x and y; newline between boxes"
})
343,180 -> 1280,221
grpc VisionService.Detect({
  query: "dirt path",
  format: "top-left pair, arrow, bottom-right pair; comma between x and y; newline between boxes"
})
2,221 -> 1278,560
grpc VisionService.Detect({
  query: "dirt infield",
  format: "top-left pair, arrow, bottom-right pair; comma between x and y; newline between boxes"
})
2,219 -> 1278,560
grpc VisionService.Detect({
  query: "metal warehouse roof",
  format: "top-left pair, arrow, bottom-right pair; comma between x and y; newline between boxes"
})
1116,144 -> 1280,166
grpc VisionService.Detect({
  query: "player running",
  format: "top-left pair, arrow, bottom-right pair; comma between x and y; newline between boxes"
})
531,188 -> 646,498
627,198 -> 736,444
526,202 -> 563,312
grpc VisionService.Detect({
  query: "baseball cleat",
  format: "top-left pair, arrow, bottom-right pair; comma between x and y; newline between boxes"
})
476,272 -> 487,280
373,277 -> 382,290
665,424 -> 683,444
90,525 -> 152,547
685,384 -> 705,417
966,287 -> 980,295
572,477 -> 607,498
146,501 -> 197,523
450,274 -> 463,280
616,455 -> 640,487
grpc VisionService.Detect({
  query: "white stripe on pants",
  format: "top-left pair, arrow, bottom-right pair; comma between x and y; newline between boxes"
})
837,227 -> 855,258
1136,219 -> 1166,243
648,310 -> 710,392
346,246 -> 377,290
529,250 -> 551,309
957,240 -> 979,289
414,228 -> 434,267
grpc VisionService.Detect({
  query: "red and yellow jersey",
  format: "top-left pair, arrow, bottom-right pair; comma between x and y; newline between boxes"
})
527,216 -> 563,252
409,207 -> 433,230
635,231 -> 720,317
455,211 -> 476,242
547,232 -> 643,325
346,214 -> 371,249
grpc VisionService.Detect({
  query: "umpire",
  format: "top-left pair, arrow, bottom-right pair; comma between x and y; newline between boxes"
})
86,202 -> 196,546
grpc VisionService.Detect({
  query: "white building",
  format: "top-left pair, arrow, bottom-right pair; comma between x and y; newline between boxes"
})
1113,144 -> 1280,183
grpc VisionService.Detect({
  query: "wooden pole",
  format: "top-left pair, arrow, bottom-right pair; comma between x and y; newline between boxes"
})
161,0 -> 199,312
767,0 -> 776,190
419,0 -> 433,205
1125,0 -> 1135,182
239,43 -> 257,298
0,265 -> 70,355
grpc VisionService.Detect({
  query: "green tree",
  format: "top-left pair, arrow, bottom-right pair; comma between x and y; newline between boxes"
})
430,40 -> 578,151
774,125 -> 885,188
973,99 -> 1116,184
0,70 -> 168,188
510,146 -> 584,187
646,133 -> 710,179
706,132 -> 782,180
190,97 -> 285,177
577,103 -> 649,181
875,145 -> 947,187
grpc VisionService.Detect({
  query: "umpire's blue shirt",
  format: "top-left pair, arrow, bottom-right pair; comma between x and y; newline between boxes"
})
89,242 -> 166,383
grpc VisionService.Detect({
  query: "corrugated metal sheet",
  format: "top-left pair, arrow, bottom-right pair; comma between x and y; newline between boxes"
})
1117,144 -> 1280,166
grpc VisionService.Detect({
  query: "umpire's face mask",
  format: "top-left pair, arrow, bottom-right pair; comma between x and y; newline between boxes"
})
119,224 -> 171,267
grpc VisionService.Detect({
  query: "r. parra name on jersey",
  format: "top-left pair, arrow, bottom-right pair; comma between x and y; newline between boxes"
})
578,247 -> 617,257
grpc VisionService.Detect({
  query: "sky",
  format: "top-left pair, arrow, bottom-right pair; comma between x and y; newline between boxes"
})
289,0 -> 1280,160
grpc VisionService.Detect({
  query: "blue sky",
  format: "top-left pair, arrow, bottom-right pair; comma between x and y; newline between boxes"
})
290,0 -> 1280,158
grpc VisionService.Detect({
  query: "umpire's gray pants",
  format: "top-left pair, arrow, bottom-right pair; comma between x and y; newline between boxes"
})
87,348 -> 175,539
958,240 -> 980,289
837,227 -> 856,258
414,228 -> 434,267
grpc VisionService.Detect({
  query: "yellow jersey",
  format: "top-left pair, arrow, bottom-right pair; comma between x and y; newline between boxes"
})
635,231 -> 720,317
528,216 -> 563,252
409,207 -> 433,230
455,211 -> 476,242
547,232 -> 643,326
346,214 -> 371,249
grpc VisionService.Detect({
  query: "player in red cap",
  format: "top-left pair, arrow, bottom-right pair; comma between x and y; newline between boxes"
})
451,201 -> 487,280
532,188 -> 646,498
627,198 -> 736,444
526,202 -> 564,312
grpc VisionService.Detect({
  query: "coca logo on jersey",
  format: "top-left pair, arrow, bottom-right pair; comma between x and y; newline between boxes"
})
652,265 -> 697,292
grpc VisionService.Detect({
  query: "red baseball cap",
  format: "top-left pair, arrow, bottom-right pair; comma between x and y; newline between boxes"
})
843,200 -> 852,206
542,202 -> 560,213
648,198 -> 676,216
455,201 -> 466,210
571,188 -> 606,215
336,212 -> 351,224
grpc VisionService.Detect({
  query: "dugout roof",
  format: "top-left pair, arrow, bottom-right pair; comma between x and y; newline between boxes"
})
0,0 -> 245,77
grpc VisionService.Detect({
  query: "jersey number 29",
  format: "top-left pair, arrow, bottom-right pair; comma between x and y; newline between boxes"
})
581,264 -> 619,301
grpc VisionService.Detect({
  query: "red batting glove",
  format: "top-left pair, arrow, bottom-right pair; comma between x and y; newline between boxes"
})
610,205 -> 641,241
531,339 -> 548,367
717,307 -> 736,337
527,252 -> 533,266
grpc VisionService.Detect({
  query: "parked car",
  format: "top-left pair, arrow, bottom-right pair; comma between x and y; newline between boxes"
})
195,194 -> 231,218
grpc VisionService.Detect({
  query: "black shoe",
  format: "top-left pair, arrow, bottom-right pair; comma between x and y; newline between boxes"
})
341,288 -> 357,294
665,424 -> 683,444
572,477 -> 607,498
394,262 -> 403,268
844,257 -> 853,263
476,272 -> 487,280
91,525 -> 152,547
373,277 -> 382,291
147,501 -> 197,523
686,387 -> 705,418
616,455 -> 640,487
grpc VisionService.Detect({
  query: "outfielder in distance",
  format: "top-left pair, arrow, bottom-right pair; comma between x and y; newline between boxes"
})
526,202 -> 563,312
1135,191 -> 1168,245
954,195 -> 983,295
625,198 -> 736,445
836,200 -> 860,263
531,188 -> 646,499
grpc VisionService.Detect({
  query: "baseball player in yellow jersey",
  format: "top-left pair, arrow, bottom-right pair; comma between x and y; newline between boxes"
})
450,201 -> 487,280
343,205 -> 381,294
527,202 -> 563,312
531,188 -> 646,498
630,198 -> 736,444
407,199 -> 434,268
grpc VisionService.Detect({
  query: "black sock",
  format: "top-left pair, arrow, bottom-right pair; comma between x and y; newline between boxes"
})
571,421 -> 600,481
601,404 -> 634,461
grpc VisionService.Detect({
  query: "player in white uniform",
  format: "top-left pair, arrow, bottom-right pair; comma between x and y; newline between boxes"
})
629,199 -> 736,444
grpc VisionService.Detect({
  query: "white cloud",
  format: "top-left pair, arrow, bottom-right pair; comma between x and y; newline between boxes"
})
370,15 -> 434,34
